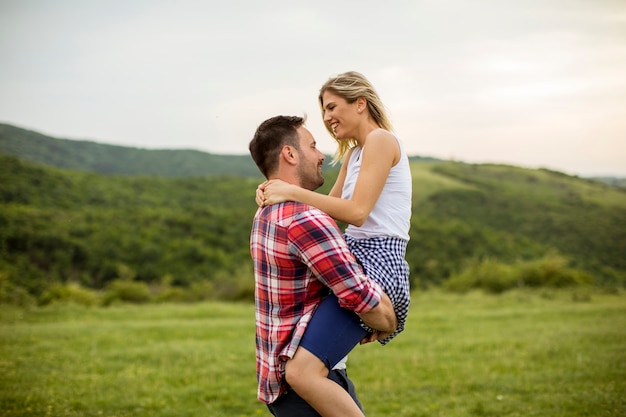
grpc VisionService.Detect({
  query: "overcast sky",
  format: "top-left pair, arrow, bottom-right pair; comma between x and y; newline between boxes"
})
1,0 -> 625,176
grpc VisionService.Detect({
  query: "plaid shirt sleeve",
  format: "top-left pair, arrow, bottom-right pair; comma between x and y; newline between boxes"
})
289,208 -> 383,313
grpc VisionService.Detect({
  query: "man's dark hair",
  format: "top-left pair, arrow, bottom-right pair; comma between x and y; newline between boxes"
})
249,115 -> 305,178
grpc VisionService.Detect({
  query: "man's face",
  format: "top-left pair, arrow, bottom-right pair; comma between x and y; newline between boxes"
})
295,126 -> 326,191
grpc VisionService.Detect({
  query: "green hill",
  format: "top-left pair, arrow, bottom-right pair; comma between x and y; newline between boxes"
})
1,151 -> 624,304
408,162 -> 626,287
593,176 -> 626,189
0,123 -> 261,178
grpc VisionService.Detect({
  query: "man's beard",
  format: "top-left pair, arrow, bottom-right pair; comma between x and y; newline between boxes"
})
298,166 -> 324,191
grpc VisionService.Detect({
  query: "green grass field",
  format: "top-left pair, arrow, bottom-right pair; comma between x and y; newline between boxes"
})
1,289 -> 624,417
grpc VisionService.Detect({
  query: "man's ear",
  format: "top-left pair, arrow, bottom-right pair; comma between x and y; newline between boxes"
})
281,145 -> 298,165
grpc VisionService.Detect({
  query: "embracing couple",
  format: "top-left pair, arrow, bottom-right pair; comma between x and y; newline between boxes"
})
249,71 -> 412,417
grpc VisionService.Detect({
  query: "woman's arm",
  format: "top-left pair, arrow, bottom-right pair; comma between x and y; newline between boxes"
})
255,149 -> 352,207
262,130 -> 399,226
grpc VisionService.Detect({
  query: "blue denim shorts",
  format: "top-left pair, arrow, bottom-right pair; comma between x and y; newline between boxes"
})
299,293 -> 369,370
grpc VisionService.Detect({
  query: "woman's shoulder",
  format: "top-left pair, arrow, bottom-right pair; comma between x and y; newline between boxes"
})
363,129 -> 401,161
367,128 -> 395,140
365,128 -> 400,149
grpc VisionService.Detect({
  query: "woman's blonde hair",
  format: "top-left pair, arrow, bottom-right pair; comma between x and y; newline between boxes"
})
319,71 -> 393,164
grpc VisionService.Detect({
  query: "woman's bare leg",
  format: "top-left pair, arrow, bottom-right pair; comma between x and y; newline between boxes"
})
285,346 -> 365,417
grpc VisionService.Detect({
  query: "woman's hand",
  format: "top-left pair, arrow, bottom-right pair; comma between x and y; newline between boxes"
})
255,181 -> 267,207
260,179 -> 297,206
255,179 -> 298,207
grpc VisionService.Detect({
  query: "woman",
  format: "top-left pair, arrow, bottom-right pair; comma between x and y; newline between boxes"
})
258,71 -> 412,417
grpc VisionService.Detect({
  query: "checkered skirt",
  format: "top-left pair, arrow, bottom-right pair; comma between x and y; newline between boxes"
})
344,235 -> 411,345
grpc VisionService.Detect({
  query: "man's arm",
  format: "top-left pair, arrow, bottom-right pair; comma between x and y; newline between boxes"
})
358,292 -> 397,333
291,208 -> 396,331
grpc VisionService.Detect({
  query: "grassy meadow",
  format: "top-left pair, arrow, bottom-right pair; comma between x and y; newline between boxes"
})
1,289 -> 624,417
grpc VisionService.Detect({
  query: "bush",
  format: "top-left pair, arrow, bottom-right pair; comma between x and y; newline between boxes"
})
516,253 -> 592,288
38,283 -> 99,306
443,258 -> 517,294
443,253 -> 592,294
211,264 -> 255,301
0,272 -> 36,307
102,280 -> 152,306
186,281 -> 217,302
155,286 -> 189,303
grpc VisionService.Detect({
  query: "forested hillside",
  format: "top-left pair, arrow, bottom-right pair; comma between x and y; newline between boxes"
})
1,151 -> 625,305
408,163 -> 626,288
0,123 -> 261,177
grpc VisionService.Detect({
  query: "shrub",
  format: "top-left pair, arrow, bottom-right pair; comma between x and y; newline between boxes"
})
0,272 -> 36,307
443,258 -> 517,294
211,264 -> 255,301
186,281 -> 217,302
155,286 -> 189,303
443,253 -> 592,294
38,283 -> 99,306
102,279 -> 152,306
516,253 -> 592,288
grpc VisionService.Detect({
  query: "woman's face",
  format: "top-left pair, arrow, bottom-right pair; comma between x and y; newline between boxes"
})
321,90 -> 359,139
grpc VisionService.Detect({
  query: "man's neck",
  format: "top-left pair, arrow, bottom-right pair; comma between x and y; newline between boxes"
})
268,173 -> 300,188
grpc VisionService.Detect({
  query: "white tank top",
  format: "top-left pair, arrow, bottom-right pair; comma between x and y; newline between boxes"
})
342,136 -> 412,241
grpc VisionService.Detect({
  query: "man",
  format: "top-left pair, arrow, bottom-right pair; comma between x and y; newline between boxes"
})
249,115 -> 397,416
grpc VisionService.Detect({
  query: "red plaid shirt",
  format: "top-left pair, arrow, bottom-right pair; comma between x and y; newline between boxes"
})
250,202 -> 383,404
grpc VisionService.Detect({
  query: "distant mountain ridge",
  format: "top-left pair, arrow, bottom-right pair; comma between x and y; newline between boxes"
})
0,122 -> 262,178
1,122 -> 445,179
1,122 -> 623,188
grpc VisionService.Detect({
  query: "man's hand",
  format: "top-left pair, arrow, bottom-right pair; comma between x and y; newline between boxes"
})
359,332 -> 378,344
359,330 -> 394,345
